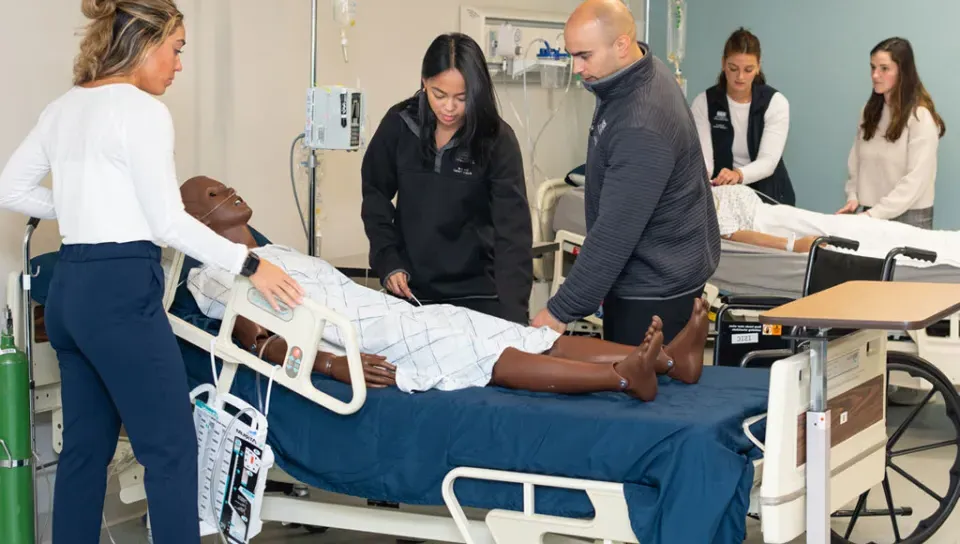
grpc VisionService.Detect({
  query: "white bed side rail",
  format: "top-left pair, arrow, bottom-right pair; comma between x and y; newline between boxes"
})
532,178 -> 572,282
215,276 -> 367,415
442,467 -> 637,544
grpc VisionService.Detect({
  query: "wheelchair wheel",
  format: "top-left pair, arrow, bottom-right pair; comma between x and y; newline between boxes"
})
831,353 -> 960,543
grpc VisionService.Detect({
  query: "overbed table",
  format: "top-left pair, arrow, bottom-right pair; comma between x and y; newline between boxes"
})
760,281 -> 960,543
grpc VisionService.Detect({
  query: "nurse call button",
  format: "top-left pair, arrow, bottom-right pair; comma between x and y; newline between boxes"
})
285,346 -> 303,378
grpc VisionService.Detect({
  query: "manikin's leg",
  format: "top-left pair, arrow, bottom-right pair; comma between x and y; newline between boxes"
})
490,320 -> 663,401
545,298 -> 708,384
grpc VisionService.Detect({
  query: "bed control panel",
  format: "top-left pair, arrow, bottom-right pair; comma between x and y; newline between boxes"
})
246,288 -> 294,322
284,346 -> 304,379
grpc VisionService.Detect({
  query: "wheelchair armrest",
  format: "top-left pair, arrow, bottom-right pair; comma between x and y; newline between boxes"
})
721,295 -> 795,309
741,348 -> 794,368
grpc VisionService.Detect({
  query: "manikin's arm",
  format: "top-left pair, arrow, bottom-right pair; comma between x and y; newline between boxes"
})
233,315 -> 397,388
724,230 -> 817,253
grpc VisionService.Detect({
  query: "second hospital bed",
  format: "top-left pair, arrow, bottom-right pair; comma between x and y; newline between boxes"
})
9,223 -> 960,543
535,181 -> 960,390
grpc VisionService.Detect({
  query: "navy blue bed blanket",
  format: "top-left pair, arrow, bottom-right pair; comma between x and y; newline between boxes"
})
177,313 -> 768,544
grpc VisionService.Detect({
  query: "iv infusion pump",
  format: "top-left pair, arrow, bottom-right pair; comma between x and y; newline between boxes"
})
305,86 -> 364,151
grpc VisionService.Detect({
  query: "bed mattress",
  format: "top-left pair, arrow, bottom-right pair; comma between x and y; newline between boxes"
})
551,189 -> 960,299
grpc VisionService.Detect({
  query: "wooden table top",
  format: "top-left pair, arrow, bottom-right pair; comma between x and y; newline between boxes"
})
759,281 -> 960,330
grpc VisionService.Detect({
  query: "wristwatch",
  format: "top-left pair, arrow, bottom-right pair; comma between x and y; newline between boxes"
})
240,252 -> 261,277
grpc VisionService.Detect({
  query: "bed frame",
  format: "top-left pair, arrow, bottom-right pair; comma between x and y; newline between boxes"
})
6,228 -> 898,543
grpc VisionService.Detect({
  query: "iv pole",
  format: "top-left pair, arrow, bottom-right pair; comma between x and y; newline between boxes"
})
307,0 -> 320,257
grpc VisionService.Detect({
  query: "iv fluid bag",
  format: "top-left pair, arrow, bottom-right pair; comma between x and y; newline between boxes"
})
333,0 -> 356,29
666,0 -> 687,66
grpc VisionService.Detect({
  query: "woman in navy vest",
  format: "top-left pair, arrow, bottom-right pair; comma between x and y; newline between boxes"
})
691,28 -> 796,205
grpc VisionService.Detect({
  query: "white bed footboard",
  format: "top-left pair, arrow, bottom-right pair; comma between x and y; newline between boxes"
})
213,276 -> 367,415
442,467 -> 637,544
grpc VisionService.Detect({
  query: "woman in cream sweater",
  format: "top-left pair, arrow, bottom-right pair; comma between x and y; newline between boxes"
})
838,37 -> 946,229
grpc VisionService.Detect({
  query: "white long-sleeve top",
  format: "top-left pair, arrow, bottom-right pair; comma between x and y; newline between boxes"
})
0,83 -> 247,274
844,104 -> 939,220
691,90 -> 790,185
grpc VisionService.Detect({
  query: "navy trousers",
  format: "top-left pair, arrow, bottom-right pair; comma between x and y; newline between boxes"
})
44,242 -> 199,544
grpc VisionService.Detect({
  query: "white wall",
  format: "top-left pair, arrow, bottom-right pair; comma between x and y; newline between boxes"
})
0,0 -> 605,314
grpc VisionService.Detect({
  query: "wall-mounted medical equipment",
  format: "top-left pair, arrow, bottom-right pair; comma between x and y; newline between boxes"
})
460,6 -> 571,86
666,0 -> 687,96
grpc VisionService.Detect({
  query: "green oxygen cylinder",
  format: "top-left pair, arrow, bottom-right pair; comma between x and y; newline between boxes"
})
0,306 -> 35,544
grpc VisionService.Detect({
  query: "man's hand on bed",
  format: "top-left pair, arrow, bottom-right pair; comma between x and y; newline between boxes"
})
532,308 -> 566,334
319,352 -> 397,388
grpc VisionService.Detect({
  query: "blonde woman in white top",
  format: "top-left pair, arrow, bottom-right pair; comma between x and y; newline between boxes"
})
0,1 -> 302,542
837,37 -> 946,229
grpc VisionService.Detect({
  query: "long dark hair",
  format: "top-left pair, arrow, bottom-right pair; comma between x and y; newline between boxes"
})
861,37 -> 946,142
715,27 -> 766,90
395,33 -> 500,166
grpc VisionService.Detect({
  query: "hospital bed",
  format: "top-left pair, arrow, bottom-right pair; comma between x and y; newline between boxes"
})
8,220 -> 959,543
534,180 -> 960,389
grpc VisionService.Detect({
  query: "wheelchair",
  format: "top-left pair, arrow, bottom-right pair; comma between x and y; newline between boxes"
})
713,236 -> 960,544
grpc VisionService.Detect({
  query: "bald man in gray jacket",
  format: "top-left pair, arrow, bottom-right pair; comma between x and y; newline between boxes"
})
532,0 -> 720,344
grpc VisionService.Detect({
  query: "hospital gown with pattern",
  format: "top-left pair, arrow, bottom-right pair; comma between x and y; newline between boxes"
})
715,184 -> 960,268
187,245 -> 562,393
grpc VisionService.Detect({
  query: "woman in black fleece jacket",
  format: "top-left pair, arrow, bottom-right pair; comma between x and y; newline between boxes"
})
360,33 -> 532,325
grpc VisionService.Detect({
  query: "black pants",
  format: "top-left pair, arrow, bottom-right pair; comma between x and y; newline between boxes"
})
44,242 -> 199,544
602,288 -> 703,346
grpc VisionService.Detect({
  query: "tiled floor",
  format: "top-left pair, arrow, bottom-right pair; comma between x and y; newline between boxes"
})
97,346 -> 960,544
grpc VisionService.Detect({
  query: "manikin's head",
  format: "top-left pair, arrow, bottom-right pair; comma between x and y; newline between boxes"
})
180,176 -> 252,233
564,0 -> 641,82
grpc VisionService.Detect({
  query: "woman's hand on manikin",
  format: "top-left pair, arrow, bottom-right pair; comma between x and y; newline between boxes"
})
711,168 -> 743,186
249,259 -> 305,311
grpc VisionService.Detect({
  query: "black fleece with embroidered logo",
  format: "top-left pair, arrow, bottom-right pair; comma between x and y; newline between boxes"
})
360,100 -> 533,324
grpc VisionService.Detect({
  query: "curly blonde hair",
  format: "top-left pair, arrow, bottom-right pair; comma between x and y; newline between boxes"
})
73,0 -> 184,86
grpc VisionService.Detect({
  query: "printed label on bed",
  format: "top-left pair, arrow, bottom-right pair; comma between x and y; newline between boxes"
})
727,324 -> 761,345
731,333 -> 759,345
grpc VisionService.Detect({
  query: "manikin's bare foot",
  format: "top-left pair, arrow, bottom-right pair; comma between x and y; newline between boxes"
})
613,320 -> 662,401
661,298 -> 708,384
